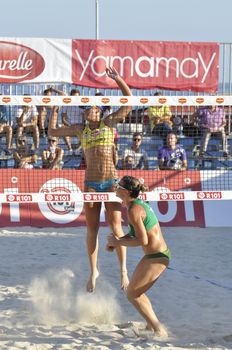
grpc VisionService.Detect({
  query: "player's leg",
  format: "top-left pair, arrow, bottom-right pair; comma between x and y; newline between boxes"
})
28,125 -> 40,150
16,126 -> 24,142
3,124 -> 12,152
84,201 -> 102,292
126,256 -> 168,334
105,201 -> 129,291
200,130 -> 211,154
64,136 -> 73,152
221,129 -> 228,156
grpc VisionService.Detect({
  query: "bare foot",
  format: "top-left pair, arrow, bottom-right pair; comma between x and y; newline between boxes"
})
121,270 -> 129,291
86,270 -> 99,293
156,325 -> 168,337
145,323 -> 168,337
145,323 -> 153,331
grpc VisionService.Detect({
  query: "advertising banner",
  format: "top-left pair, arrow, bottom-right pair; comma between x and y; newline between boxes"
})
0,169 -> 205,227
0,38 -> 72,83
0,38 -> 219,91
72,39 -> 219,92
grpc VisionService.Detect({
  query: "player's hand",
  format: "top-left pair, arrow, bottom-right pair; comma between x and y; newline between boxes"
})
107,233 -> 119,249
106,66 -> 119,81
106,243 -> 115,252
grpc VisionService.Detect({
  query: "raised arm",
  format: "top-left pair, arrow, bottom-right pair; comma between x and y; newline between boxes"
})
104,66 -> 132,126
48,106 -> 82,137
106,66 -> 132,96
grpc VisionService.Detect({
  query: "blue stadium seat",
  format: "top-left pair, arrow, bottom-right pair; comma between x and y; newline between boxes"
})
225,159 -> 232,168
186,149 -> 194,157
117,159 -> 123,170
228,138 -> 232,146
148,159 -> 158,169
147,137 -> 163,150
63,156 -> 81,169
146,149 -> 157,157
6,157 -> 14,168
187,159 -> 197,169
179,137 -> 195,150
117,136 -> 130,145
34,157 -> 43,169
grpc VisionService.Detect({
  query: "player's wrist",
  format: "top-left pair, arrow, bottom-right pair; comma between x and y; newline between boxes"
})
111,73 -> 119,81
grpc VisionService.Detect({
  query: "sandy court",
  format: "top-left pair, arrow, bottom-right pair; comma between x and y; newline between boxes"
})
0,226 -> 231,350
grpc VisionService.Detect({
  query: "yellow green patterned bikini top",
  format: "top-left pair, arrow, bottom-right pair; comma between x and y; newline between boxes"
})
81,121 -> 114,151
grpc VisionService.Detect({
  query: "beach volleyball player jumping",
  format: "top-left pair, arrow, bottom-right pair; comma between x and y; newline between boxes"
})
48,66 -> 132,292
108,176 -> 170,335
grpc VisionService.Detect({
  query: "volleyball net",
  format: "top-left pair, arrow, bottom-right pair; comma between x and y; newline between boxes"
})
1,94 -> 232,205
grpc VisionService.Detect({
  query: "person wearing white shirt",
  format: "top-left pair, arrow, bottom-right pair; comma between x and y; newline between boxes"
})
16,105 -> 39,151
122,132 -> 149,169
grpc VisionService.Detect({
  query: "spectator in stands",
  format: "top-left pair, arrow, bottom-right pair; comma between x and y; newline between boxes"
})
183,109 -> 201,138
38,87 -> 65,138
13,136 -> 38,168
123,154 -> 135,169
42,136 -> 64,169
16,104 -> 40,152
195,106 -> 228,158
48,66 -> 132,293
147,92 -> 173,140
122,132 -> 149,169
0,104 -> 13,155
158,132 -> 187,170
61,89 -> 83,155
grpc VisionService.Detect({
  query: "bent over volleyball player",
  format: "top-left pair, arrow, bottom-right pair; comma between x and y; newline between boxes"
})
108,176 -> 170,335
48,66 -> 132,292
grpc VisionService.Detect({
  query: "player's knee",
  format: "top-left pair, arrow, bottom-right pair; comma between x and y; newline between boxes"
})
86,228 -> 99,238
126,287 -> 139,302
110,222 -> 123,237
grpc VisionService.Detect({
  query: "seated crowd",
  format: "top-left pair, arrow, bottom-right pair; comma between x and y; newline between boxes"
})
0,89 -> 231,170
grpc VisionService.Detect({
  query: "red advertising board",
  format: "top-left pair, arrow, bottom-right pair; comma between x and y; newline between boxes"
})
0,169 -> 204,227
72,39 -> 219,92
0,38 -> 219,91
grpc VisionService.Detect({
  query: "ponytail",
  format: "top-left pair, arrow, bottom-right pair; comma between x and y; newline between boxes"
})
121,176 -> 148,198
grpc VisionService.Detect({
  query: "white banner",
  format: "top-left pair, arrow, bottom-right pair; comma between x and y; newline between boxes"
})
0,38 -> 71,83
0,190 -> 231,203
0,95 -> 230,106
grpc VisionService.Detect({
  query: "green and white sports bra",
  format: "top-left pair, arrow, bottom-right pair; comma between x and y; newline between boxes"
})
128,198 -> 158,237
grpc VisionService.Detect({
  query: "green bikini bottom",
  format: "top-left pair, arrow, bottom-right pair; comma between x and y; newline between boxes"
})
145,248 -> 171,260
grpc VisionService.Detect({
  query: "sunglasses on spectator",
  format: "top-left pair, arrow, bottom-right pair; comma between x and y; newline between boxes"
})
18,139 -> 26,144
48,139 -> 56,143
133,138 -> 141,141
